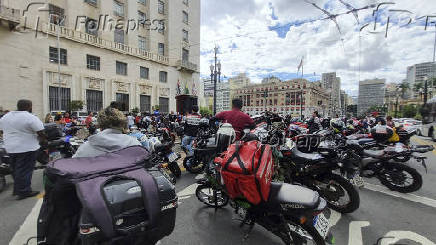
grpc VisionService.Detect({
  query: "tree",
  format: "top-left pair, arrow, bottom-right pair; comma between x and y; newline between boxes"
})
402,104 -> 417,118
200,106 -> 212,116
132,107 -> 139,114
414,81 -> 423,92
399,82 -> 410,99
69,100 -> 84,112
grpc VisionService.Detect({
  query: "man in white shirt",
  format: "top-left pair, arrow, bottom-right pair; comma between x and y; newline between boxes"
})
0,100 -> 47,200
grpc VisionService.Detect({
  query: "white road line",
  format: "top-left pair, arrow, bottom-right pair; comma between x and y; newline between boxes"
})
9,199 -> 43,245
364,183 -> 436,208
348,221 -> 370,245
380,231 -> 436,245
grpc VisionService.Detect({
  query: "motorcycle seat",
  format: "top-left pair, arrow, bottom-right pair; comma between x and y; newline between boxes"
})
291,148 -> 324,165
358,138 -> 375,145
269,182 -> 319,208
363,149 -> 385,158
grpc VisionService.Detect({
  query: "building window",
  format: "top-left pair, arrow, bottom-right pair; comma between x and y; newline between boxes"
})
138,11 -> 146,25
159,97 -> 169,113
113,0 -> 124,17
116,61 -> 127,75
140,95 -> 151,112
116,93 -> 129,111
182,48 -> 189,62
87,55 -> 100,70
49,47 -> 67,65
138,0 -> 146,5
158,43 -> 165,56
86,89 -> 103,112
85,18 -> 98,36
158,21 -> 165,34
138,36 -> 146,51
158,0 -> 165,14
49,4 -> 65,25
182,11 -> 188,24
84,0 -> 97,6
159,71 -> 167,83
114,28 -> 124,44
49,86 -> 70,111
140,66 -> 149,79
183,0 -> 188,6
183,29 -> 188,42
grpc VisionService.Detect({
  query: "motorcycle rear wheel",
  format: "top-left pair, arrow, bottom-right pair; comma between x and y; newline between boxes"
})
0,175 -> 5,193
379,163 -> 422,193
195,184 -> 229,208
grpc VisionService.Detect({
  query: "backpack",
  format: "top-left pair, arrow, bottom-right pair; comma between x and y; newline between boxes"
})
37,146 -> 177,245
215,140 -> 274,205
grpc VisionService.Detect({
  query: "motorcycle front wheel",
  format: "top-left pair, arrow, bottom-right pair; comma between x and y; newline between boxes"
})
0,174 -> 6,193
316,173 -> 360,214
195,184 -> 229,208
379,163 -> 422,193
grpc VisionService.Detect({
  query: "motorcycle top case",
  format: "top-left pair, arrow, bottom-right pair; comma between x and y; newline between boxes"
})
44,123 -> 64,140
215,140 -> 274,205
37,146 -> 177,245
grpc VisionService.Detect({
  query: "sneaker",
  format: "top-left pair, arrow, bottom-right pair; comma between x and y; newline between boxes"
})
16,191 -> 40,200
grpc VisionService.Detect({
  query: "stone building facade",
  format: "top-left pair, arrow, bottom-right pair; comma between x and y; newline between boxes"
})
0,0 -> 200,118
233,79 -> 330,118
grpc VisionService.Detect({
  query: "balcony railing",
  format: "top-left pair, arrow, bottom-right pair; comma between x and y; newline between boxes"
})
0,5 -> 20,25
46,23 -> 169,65
176,59 -> 198,73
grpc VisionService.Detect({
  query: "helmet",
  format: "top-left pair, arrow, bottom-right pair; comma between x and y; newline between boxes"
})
330,119 -> 345,133
199,118 -> 209,127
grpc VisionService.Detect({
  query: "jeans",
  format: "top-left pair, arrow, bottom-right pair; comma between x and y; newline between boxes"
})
9,150 -> 38,195
182,136 -> 196,157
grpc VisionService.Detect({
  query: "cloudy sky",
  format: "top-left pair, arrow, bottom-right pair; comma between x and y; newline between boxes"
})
199,0 -> 436,96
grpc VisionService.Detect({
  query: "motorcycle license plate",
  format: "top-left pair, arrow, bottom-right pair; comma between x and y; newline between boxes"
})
313,213 -> 330,239
167,152 -> 178,162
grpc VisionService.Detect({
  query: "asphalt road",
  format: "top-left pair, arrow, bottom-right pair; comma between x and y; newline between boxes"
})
2,136 -> 436,245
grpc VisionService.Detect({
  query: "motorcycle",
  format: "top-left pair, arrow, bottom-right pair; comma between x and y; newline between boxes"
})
346,140 -> 426,193
195,145 -> 333,245
278,138 -> 360,214
131,131 -> 181,183
182,119 -> 217,174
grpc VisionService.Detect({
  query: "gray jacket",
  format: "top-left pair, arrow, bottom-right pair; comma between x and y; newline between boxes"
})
73,129 -> 141,158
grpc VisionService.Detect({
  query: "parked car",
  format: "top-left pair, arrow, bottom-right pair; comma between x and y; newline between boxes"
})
403,119 -> 422,132
419,97 -> 436,141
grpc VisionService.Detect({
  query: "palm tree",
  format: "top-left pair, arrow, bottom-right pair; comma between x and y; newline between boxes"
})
399,82 -> 409,99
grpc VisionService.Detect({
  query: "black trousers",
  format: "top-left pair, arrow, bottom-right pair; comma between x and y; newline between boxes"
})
9,150 -> 38,195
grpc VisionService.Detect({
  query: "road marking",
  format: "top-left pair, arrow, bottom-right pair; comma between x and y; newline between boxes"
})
177,183 -> 199,198
412,137 -> 436,155
9,199 -> 43,245
364,183 -> 436,208
380,231 -> 436,245
348,221 -> 370,245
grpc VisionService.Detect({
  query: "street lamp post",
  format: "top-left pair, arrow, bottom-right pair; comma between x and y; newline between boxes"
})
210,47 -> 221,115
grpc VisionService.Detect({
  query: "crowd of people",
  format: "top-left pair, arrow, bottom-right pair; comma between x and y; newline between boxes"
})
0,96 -> 399,201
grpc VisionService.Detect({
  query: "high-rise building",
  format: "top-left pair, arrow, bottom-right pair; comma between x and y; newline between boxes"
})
407,62 -> 436,85
233,79 -> 330,118
0,0 -> 200,117
261,76 -> 281,84
322,72 -> 341,116
228,73 -> 250,100
202,79 -> 230,113
358,79 -> 386,115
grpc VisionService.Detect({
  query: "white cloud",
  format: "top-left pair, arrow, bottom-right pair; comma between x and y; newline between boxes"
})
200,0 -> 436,97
